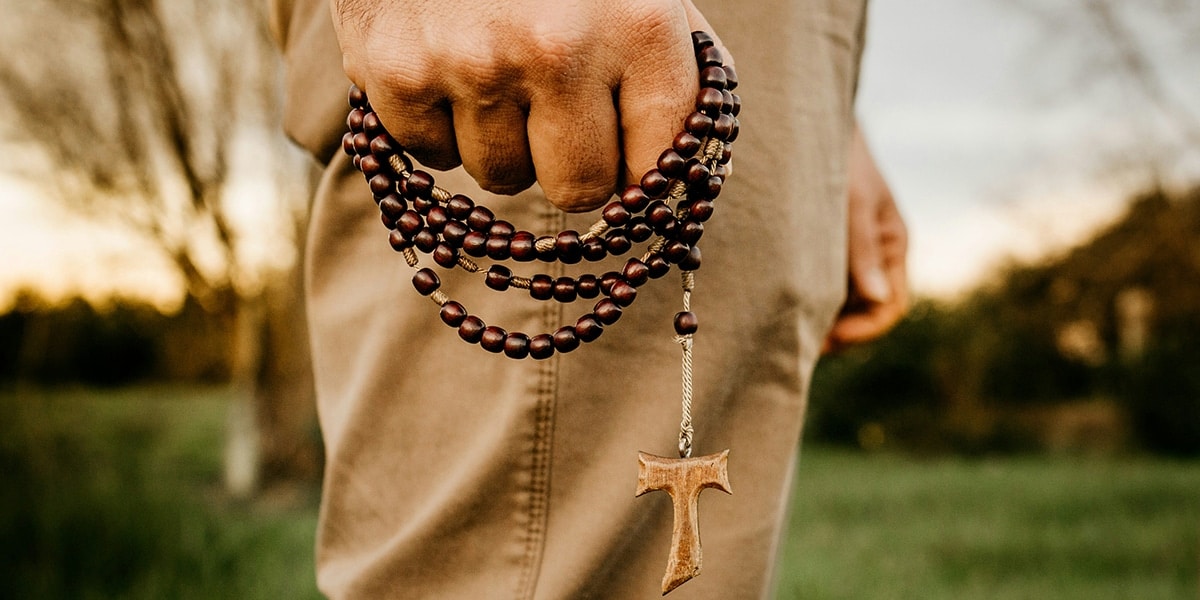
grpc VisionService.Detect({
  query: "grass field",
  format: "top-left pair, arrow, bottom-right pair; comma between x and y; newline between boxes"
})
2,386 -> 1197,599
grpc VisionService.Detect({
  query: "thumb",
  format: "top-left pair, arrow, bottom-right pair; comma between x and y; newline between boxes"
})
847,197 -> 891,304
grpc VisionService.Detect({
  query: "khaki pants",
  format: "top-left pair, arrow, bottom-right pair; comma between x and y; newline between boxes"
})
272,1 -> 867,597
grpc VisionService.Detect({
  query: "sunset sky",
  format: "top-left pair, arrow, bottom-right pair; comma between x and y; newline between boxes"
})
1,0 -> 1197,309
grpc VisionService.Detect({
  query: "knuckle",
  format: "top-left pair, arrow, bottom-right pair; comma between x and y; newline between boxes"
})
546,182 -> 616,213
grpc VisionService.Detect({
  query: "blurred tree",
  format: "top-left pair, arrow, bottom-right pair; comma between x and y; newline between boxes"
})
0,1 -> 319,492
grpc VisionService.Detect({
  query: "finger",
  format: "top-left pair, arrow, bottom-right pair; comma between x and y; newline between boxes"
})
846,130 -> 892,303
451,98 -> 536,195
527,81 -> 621,212
362,69 -> 461,171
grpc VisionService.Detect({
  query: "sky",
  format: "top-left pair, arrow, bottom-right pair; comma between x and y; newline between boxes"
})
1,0 -> 1197,309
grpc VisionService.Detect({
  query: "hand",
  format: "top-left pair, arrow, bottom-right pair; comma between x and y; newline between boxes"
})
823,125 -> 909,354
331,0 -> 727,213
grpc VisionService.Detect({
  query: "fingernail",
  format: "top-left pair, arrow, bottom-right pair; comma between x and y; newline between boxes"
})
862,268 -> 891,302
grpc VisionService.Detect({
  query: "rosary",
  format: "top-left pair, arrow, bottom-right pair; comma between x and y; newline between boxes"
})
342,31 -> 739,595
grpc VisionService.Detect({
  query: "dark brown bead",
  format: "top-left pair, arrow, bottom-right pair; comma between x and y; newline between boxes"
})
657,148 -> 687,177
480,326 -> 507,353
594,299 -> 623,325
713,113 -> 737,140
674,311 -> 699,335
684,112 -> 714,137
352,155 -> 361,170
576,274 -> 599,299
380,210 -> 395,229
433,243 -> 458,268
599,271 -> 622,295
369,134 -> 397,158
489,220 -> 515,238
663,240 -> 690,263
412,195 -> 437,214
503,332 -> 530,359
362,111 -> 384,136
620,185 -> 649,212
673,132 -> 703,158
341,133 -> 356,156
347,108 -> 365,132
510,231 -> 537,261
698,45 -> 724,68
645,201 -> 676,229
378,194 -> 407,220
440,301 -> 467,327
446,194 -> 474,219
691,31 -> 715,50
608,281 -> 637,307
442,221 -> 470,246
728,93 -> 741,116
485,235 -> 511,260
655,217 -> 679,238
552,326 -> 580,352
406,171 -> 435,199
425,206 -> 449,232
575,315 -> 603,342
554,230 -> 581,256
466,206 -> 495,232
369,174 -> 393,198
529,274 -> 553,300
640,169 -> 670,197
553,277 -> 577,303
689,199 -> 715,222
679,220 -> 705,245
397,210 -> 423,238
679,244 -> 702,271
720,144 -> 733,165
723,64 -> 739,90
485,265 -> 512,291
622,258 -> 650,287
602,201 -> 631,226
582,237 -> 607,262
604,230 -> 632,255
719,89 -> 735,114
685,160 -> 711,185
348,85 -> 367,108
413,229 -> 438,253
690,176 -> 722,200
462,231 -> 488,257
352,132 -> 371,155
529,334 -> 555,359
714,163 -> 730,179
700,65 -> 728,90
458,315 -> 486,343
388,229 -> 411,251
647,255 -> 671,278
696,87 -> 724,117
412,268 -> 440,295
627,219 -> 653,242
359,154 -> 383,178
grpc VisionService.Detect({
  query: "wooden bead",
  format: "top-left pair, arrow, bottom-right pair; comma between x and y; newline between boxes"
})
466,206 -> 495,232
673,132 -> 702,158
679,244 -> 702,271
433,243 -> 458,268
440,301 -> 467,327
685,160 -> 711,185
603,201 -> 631,226
728,92 -> 741,116
378,194 -> 407,220
359,154 -> 383,178
627,219 -> 653,242
348,84 -> 367,108
700,65 -> 728,90
369,174 -> 393,198
347,108 -> 365,132
621,186 -> 650,212
696,87 -> 724,117
655,217 -> 679,238
412,195 -> 437,214
480,326 -> 507,353
529,274 -> 553,300
352,132 -> 371,155
553,277 -> 577,303
679,220 -> 705,245
425,206 -> 449,232
674,311 -> 699,335
388,229 -> 411,252
406,171 -> 435,199
609,281 -> 638,307
458,315 -> 485,343
582,237 -> 607,262
604,230 -> 632,255
362,111 -> 384,136
647,255 -> 671,279
646,201 -> 676,230
503,332 -> 530,359
575,315 -> 603,342
529,334 -> 555,359
397,210 -> 423,238
657,149 -> 687,177
489,220 -> 515,238
713,113 -> 737,140
510,231 -> 537,262
485,265 -> 512,291
413,229 -> 438,253
576,274 -> 600,299
412,268 -> 440,295
690,176 -> 722,201
719,90 -> 735,114
441,221 -> 470,246
446,194 -> 474,219
485,235 -> 511,260
689,199 -> 714,222
691,31 -> 715,50
462,231 -> 487,257
698,45 -> 724,68
723,64 -> 738,90
623,258 -> 650,287
552,326 -> 580,352
341,133 -> 356,156
600,271 -> 622,296
369,134 -> 397,159
664,240 -> 690,263
594,299 -> 623,325
684,112 -> 714,137
641,169 -> 670,197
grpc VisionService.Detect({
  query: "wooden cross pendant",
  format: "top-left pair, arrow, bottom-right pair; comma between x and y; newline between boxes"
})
636,449 -> 732,595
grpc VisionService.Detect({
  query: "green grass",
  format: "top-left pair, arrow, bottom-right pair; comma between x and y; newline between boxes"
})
778,449 -> 1200,599
2,386 -> 1198,599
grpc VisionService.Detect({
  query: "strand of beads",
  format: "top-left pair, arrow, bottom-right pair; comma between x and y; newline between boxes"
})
341,31 -> 739,360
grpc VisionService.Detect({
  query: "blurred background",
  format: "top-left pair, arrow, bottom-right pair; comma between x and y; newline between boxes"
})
0,0 -> 1197,598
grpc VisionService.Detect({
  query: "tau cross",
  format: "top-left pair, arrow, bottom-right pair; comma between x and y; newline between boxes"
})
636,449 -> 732,595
